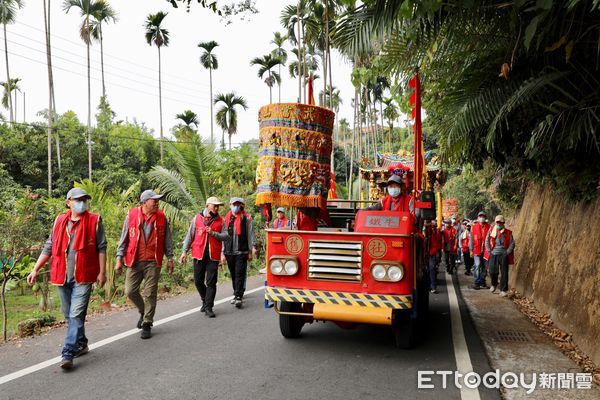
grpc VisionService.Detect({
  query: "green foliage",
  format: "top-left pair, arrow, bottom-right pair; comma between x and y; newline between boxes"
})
443,166 -> 502,219
335,0 -> 600,200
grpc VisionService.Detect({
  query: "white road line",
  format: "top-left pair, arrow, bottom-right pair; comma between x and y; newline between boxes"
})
445,272 -> 481,400
0,285 -> 265,386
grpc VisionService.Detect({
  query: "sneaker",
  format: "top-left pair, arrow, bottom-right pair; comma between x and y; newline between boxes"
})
60,356 -> 73,370
200,302 -> 206,313
471,284 -> 480,290
499,291 -> 507,297
205,308 -> 216,318
74,345 -> 89,358
230,298 -> 236,304
259,267 -> 267,274
430,289 -> 438,294
480,284 -> 490,289
140,323 -> 152,339
136,313 -> 144,329
490,286 -> 496,293
234,297 -> 242,308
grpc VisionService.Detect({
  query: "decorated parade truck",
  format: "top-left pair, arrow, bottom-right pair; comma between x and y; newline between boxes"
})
255,75 -> 438,348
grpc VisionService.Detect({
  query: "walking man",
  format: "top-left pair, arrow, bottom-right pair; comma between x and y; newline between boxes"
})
27,187 -> 106,370
272,207 -> 291,229
180,197 -> 229,318
426,220 -> 442,293
115,190 -> 174,339
485,215 -> 515,297
460,220 -> 474,276
442,219 -> 458,274
223,197 -> 256,308
470,211 -> 491,289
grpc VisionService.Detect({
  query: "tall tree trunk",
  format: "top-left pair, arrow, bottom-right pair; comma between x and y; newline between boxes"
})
278,62 -> 281,103
22,91 -> 25,122
14,90 -> 17,124
158,46 -> 164,162
43,0 -> 53,192
296,3 -> 301,103
228,132 -> 232,150
348,90 -> 358,200
3,24 -> 13,125
209,66 -> 214,145
2,278 -> 7,342
268,71 -> 273,103
99,24 -> 106,99
86,15 -> 92,180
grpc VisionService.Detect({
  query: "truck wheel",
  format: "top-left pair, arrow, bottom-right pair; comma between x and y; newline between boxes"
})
279,301 -> 304,338
393,310 -> 415,349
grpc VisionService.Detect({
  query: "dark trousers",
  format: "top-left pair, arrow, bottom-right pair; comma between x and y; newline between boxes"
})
428,256 -> 438,290
444,250 -> 456,273
193,258 -> 219,307
489,253 -> 509,292
462,249 -> 474,274
226,254 -> 248,298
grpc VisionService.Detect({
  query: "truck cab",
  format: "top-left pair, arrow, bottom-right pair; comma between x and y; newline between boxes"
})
264,201 -> 429,348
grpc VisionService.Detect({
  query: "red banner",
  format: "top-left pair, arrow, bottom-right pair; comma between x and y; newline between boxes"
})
409,73 -> 425,192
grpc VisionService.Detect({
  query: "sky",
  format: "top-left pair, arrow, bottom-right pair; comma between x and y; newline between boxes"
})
2,0 -> 356,146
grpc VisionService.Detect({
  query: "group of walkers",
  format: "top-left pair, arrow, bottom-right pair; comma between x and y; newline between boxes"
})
425,211 -> 516,298
26,188 -> 255,370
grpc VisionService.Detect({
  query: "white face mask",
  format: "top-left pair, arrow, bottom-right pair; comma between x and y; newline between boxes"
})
478,217 -> 485,223
73,200 -> 88,214
388,187 -> 401,197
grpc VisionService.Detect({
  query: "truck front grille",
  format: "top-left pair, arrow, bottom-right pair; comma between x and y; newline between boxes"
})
307,241 -> 362,281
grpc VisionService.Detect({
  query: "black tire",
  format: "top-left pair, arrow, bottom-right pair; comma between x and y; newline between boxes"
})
393,310 -> 415,349
279,302 -> 304,338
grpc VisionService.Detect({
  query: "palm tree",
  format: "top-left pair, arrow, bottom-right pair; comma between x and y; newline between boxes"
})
250,54 -> 283,104
382,97 -> 399,153
63,0 -> 103,180
144,11 -> 170,162
175,110 -> 199,132
271,32 -> 287,103
0,78 -> 21,112
0,0 -> 24,125
197,40 -> 218,145
43,0 -> 57,193
213,92 -> 248,150
90,0 -> 117,100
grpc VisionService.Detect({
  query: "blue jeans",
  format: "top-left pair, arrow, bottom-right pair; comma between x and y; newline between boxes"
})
57,281 -> 92,358
473,255 -> 487,285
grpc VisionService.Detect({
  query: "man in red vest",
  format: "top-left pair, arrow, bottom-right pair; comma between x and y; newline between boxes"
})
460,220 -> 474,276
180,196 -> 229,318
223,197 -> 256,308
485,215 -> 515,297
27,187 -> 106,370
470,211 -> 491,290
426,220 -> 442,294
272,207 -> 291,229
116,189 -> 174,339
442,219 -> 458,274
366,174 -> 413,212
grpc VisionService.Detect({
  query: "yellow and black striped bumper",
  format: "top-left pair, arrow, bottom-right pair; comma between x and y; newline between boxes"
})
265,287 -> 413,309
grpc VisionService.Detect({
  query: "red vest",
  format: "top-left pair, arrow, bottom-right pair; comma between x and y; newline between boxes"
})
485,227 -> 515,264
381,194 -> 411,212
50,212 -> 100,285
428,227 -> 442,257
272,217 -> 290,229
442,226 -> 458,254
191,213 -> 224,261
460,232 -> 471,252
124,207 -> 166,267
471,222 -> 490,256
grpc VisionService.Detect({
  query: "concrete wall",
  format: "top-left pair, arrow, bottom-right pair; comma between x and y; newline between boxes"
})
510,184 -> 600,364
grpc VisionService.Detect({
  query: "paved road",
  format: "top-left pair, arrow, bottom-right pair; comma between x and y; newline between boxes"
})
0,273 -> 500,400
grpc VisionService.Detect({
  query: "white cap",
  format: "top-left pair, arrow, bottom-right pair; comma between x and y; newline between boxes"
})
230,197 -> 245,205
66,187 -> 91,200
276,207 -> 285,213
206,196 -> 224,206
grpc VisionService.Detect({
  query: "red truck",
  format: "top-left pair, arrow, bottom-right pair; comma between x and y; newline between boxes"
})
264,200 -> 431,348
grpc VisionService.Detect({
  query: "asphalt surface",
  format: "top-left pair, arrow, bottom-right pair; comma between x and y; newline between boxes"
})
0,272 -> 500,400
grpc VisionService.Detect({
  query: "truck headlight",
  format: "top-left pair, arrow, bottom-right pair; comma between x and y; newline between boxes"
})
284,259 -> 298,275
270,259 -> 284,274
371,264 -> 386,280
387,265 -> 404,282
